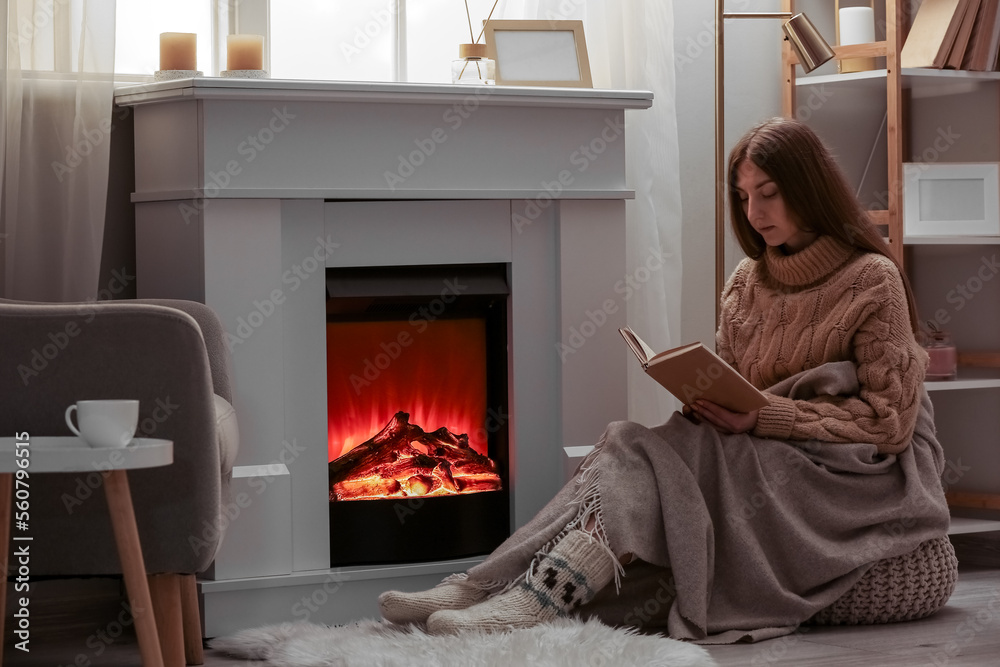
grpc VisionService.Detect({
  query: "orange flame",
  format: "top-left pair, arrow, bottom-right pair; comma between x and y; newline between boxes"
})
327,318 -> 488,461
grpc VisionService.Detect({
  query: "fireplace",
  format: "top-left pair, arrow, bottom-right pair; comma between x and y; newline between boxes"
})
120,77 -> 646,635
326,264 -> 510,565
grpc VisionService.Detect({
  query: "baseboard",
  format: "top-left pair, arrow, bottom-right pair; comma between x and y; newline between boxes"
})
198,557 -> 485,637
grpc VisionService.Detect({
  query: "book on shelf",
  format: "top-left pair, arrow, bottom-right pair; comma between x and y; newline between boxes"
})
901,0 -> 968,68
962,0 -> 1000,70
618,326 -> 770,414
946,0 -> 982,69
937,0 -> 973,68
988,0 -> 1000,71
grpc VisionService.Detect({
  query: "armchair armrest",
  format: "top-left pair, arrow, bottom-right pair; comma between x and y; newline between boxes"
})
0,300 -> 229,574
133,299 -> 234,404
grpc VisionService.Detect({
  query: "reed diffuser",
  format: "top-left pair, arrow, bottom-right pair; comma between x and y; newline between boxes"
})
452,0 -> 500,84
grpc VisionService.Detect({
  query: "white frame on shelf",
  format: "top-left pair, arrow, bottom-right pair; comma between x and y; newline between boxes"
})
903,162 -> 1000,237
483,20 -> 593,88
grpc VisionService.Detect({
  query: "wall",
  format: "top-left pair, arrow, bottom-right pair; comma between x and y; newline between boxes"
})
99,106 -> 138,300
674,1 -> 784,346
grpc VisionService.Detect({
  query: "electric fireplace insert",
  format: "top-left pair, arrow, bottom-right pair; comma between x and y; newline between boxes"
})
326,263 -> 511,566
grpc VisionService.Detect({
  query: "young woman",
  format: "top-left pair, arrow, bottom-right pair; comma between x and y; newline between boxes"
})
378,118 -> 953,642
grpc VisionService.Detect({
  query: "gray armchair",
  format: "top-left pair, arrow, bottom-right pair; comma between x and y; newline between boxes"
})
0,298 -> 239,665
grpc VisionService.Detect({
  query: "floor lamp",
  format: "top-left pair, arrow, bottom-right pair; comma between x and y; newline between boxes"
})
714,8 -> 835,328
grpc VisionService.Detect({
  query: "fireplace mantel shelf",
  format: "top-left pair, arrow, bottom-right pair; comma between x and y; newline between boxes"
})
115,77 -> 653,111
115,78 -> 649,204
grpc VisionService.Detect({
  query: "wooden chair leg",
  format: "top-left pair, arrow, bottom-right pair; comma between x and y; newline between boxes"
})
179,574 -> 205,665
147,573 -> 184,667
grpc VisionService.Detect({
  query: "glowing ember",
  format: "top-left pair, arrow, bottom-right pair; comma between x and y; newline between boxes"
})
329,412 -> 502,501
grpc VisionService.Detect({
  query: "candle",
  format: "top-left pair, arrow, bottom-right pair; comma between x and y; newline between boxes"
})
160,32 -> 197,71
227,34 -> 264,71
839,7 -> 875,45
838,7 -> 876,74
926,345 -> 957,380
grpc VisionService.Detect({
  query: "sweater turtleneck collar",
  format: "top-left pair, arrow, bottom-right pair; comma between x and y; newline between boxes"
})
763,234 -> 856,288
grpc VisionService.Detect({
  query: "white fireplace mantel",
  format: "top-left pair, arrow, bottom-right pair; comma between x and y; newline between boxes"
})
115,78 -> 651,202
115,78 -> 652,636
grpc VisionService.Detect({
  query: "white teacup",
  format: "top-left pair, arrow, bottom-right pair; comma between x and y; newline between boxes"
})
65,400 -> 139,448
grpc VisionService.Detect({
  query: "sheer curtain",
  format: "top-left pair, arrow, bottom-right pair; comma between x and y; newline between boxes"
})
2,0 -> 117,301
499,0 -> 683,425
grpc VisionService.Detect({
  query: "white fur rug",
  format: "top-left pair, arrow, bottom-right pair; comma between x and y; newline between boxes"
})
210,618 -> 718,667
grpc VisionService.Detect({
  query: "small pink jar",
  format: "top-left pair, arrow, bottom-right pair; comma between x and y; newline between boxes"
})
922,327 -> 957,381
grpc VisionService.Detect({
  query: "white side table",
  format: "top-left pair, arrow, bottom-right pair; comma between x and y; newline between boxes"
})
0,437 -> 173,667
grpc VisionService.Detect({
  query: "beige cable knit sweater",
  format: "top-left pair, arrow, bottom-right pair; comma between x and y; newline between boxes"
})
717,234 -> 928,455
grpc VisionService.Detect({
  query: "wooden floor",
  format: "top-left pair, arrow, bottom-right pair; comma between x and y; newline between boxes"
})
5,560 -> 1000,666
707,565 -> 1000,666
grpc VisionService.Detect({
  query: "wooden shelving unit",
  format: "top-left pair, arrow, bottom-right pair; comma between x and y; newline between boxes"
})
784,0 -> 1000,537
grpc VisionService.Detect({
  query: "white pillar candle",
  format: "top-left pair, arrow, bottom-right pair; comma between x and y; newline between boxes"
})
839,7 -> 876,45
838,6 -> 876,73
227,34 -> 264,71
159,32 -> 197,71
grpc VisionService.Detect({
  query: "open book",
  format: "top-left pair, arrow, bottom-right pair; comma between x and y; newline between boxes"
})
619,327 -> 769,413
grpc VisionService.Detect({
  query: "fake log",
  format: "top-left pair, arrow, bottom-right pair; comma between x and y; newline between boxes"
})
329,412 -> 501,501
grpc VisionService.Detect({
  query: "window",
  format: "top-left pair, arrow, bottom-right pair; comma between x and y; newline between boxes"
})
10,0 -> 117,73
115,0 -> 212,76
113,0 -> 502,82
270,1 -> 395,81
405,0 -> 498,83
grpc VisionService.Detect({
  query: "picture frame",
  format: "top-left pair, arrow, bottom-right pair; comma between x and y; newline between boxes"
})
483,20 -> 593,88
903,162 -> 1000,237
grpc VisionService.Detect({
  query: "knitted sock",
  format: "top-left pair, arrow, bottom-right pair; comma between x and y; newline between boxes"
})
378,576 -> 490,625
426,529 -> 615,634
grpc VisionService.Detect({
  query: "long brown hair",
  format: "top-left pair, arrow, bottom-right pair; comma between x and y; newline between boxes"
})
727,117 -> 920,333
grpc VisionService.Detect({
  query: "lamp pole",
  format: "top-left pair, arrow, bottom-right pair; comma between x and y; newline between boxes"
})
715,0 -> 726,332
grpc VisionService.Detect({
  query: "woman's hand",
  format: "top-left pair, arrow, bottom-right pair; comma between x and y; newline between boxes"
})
689,399 -> 758,435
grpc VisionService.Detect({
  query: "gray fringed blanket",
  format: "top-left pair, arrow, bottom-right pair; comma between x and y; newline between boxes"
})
465,361 -> 951,643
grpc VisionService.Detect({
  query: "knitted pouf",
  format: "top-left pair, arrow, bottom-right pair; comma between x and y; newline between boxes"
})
809,536 -> 958,626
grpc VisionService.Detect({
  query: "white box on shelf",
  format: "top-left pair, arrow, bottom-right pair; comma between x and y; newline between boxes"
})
903,162 -> 1000,236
